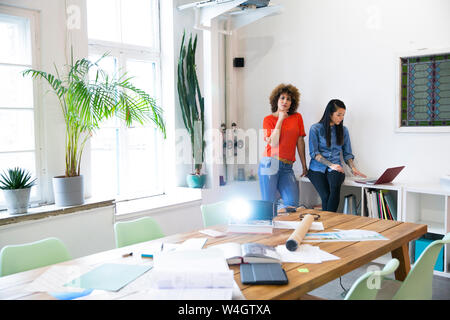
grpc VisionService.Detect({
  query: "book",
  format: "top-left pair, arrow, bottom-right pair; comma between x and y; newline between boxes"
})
227,219 -> 273,234
383,192 -> 398,221
209,242 -> 280,265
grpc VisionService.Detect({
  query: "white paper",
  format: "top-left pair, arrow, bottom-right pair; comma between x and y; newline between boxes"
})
274,221 -> 324,231
176,238 -> 208,251
303,229 -> 388,242
275,244 -> 340,263
149,269 -> 234,289
199,229 -> 227,238
121,288 -> 233,300
24,265 -> 93,293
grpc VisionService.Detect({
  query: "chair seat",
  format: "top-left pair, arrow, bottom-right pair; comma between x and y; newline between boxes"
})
375,279 -> 402,300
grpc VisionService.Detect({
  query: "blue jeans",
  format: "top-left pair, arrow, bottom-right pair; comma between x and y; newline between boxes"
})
307,169 -> 345,212
258,157 -> 299,208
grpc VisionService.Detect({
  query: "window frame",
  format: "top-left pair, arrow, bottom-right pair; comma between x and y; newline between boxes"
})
395,47 -> 450,134
87,0 -> 166,201
0,5 -> 44,209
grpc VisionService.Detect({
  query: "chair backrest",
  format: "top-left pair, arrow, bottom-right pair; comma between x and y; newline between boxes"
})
201,201 -> 229,228
201,200 -> 276,228
114,216 -> 165,248
393,233 -> 450,300
344,258 -> 399,300
0,237 -> 71,277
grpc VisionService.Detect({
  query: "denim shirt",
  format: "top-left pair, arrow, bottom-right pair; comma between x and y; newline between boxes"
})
308,123 -> 354,173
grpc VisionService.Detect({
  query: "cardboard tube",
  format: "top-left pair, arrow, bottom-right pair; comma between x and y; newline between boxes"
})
285,214 -> 315,251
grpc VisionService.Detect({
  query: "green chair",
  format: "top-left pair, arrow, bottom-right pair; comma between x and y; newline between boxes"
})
344,258 -> 399,300
390,233 -> 450,300
114,216 -> 165,248
0,237 -> 71,277
200,201 -> 229,228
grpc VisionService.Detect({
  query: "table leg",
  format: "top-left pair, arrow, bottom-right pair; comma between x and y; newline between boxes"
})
391,244 -> 411,281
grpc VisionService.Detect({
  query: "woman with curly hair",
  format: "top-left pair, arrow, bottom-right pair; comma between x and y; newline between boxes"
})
258,83 -> 307,209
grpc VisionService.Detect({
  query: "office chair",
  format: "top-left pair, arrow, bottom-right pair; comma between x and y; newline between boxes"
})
390,233 -> 450,299
114,216 -> 165,248
344,258 -> 399,300
0,237 -> 71,277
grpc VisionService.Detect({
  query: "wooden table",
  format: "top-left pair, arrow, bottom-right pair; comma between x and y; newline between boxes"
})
0,210 -> 427,300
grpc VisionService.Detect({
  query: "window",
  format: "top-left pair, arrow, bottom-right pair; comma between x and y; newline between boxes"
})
0,6 -> 40,206
400,53 -> 450,127
87,0 -> 164,200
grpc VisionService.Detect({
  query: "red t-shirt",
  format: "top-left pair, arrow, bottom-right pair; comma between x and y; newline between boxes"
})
263,112 -> 306,162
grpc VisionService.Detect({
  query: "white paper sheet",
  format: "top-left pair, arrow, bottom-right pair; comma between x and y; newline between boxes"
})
275,244 -> 339,263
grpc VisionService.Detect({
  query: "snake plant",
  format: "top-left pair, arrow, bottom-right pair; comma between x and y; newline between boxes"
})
177,31 -> 205,175
23,53 -> 166,177
0,167 -> 36,190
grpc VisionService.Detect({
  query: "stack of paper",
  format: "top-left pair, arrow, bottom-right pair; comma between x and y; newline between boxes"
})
275,244 -> 340,263
147,249 -> 235,300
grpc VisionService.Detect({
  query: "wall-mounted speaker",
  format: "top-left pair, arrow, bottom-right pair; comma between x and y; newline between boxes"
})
233,57 -> 244,68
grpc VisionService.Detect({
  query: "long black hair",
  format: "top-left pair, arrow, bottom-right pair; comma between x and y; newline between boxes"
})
318,99 -> 346,147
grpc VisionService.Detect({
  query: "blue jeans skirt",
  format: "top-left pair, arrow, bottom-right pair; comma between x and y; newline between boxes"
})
258,157 -> 299,208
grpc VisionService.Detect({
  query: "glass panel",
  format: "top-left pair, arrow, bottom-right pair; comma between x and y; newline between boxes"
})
0,109 -> 35,152
119,127 -> 162,198
87,0 -> 121,43
126,59 -> 157,97
0,13 -> 31,65
120,0 -> 156,47
0,65 -> 34,108
0,152 -> 37,203
90,127 -> 118,198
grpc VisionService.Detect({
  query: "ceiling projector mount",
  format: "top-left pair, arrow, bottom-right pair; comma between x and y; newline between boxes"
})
178,0 -> 282,34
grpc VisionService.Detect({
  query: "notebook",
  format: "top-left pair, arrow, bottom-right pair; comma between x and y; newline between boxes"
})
240,263 -> 288,285
355,166 -> 405,185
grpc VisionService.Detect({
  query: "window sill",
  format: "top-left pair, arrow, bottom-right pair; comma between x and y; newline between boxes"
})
0,188 -> 203,227
114,187 -> 202,219
0,198 -> 115,227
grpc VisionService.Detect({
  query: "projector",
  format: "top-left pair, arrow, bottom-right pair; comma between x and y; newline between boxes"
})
240,0 -> 270,8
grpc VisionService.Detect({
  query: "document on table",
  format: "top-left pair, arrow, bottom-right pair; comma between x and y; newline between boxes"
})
274,221 -> 324,231
302,229 -> 388,242
64,263 -> 153,292
275,244 -> 340,263
25,265 -> 93,293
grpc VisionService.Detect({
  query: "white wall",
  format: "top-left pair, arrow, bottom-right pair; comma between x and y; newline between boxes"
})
233,0 -> 450,185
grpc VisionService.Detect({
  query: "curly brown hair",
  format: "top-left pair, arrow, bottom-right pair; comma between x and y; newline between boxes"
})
269,83 -> 301,114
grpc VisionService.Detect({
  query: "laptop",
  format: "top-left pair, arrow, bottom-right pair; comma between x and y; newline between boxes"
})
355,166 -> 405,185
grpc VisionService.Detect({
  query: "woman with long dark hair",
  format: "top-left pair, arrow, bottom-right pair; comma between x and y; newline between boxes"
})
307,99 -> 366,212
258,84 -> 308,209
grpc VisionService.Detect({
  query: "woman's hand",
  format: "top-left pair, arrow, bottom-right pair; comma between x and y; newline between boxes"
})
329,164 -> 344,173
277,111 -> 288,122
301,166 -> 308,177
351,167 -> 367,177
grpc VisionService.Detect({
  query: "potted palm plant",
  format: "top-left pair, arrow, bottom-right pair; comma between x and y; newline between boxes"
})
0,167 -> 36,214
23,53 -> 166,206
177,32 -> 206,188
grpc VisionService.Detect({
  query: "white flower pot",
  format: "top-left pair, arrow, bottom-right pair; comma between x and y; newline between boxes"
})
52,175 -> 85,207
3,188 -> 32,214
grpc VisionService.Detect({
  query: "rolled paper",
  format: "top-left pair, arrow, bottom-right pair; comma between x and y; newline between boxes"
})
285,214 -> 315,251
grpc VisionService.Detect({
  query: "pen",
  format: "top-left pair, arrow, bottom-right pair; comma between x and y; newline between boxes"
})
161,243 -> 164,252
141,254 -> 153,258
122,252 -> 133,258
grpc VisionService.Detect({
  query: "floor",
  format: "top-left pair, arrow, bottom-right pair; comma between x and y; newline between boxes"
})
308,262 -> 450,300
